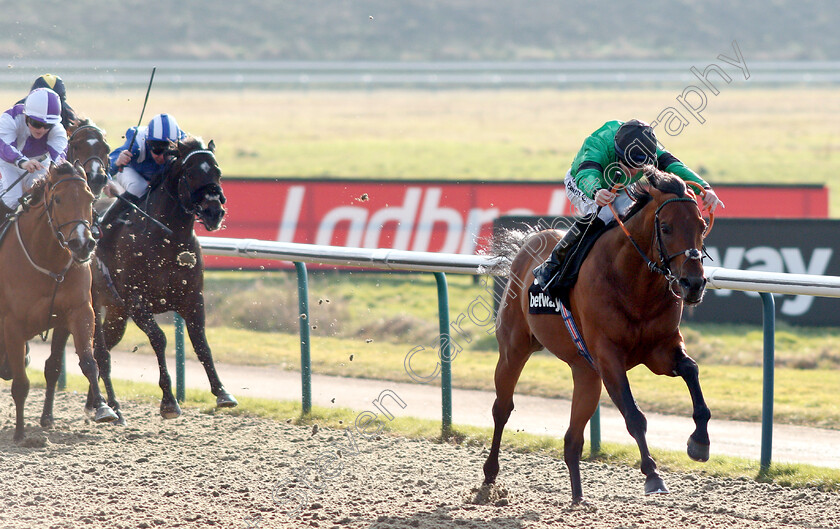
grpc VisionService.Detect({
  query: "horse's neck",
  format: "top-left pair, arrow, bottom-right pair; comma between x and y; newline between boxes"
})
605,209 -> 674,312
149,175 -> 195,238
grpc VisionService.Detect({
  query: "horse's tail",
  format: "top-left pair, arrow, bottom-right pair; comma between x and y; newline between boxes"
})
486,226 -> 541,277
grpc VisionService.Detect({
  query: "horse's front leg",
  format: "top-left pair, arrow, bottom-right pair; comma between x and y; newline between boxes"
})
4,323 -> 29,442
93,301 -> 129,424
674,354 -> 711,462
180,304 -> 237,408
646,344 -> 712,463
69,306 -> 118,424
131,306 -> 180,418
598,350 -> 668,496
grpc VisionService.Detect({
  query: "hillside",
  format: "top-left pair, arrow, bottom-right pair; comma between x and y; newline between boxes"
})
3,0 -> 838,61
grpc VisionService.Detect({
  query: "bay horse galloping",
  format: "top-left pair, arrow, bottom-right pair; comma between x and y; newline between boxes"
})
0,162 -> 117,441
89,137 -> 234,421
67,119 -> 110,197
484,170 -> 711,503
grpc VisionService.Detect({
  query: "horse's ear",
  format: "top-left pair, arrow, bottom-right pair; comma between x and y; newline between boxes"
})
208,139 -> 215,152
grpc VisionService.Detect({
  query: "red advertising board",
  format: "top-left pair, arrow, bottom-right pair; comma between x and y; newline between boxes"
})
200,179 -> 828,269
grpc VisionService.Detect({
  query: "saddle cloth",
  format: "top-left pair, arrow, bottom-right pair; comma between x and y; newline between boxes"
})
529,220 -> 612,313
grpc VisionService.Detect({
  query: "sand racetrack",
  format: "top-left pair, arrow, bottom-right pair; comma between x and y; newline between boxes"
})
1,388 -> 838,529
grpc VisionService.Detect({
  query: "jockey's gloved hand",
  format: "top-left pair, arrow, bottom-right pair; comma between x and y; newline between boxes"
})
594,188 -> 617,207
702,188 -> 724,213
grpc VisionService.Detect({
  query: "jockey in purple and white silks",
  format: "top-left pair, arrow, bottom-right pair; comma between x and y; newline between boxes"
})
0,87 -> 67,216
98,113 -> 186,247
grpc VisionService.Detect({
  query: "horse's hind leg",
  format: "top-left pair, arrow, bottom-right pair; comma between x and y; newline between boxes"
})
599,353 -> 668,496
180,305 -> 237,408
41,327 -> 69,428
675,355 -> 711,462
563,364 -> 602,504
482,337 -> 531,485
131,307 -> 180,419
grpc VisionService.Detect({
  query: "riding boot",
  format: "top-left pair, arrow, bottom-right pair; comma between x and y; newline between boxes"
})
533,217 -> 605,289
97,192 -> 140,249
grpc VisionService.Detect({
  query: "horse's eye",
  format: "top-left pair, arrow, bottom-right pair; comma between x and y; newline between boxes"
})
54,196 -> 61,205
661,223 -> 672,235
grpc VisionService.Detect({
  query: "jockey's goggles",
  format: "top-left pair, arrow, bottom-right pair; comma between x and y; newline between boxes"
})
26,116 -> 54,130
148,141 -> 169,155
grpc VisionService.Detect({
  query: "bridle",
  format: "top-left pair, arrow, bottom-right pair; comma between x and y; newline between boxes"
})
609,191 -> 708,299
168,149 -> 225,223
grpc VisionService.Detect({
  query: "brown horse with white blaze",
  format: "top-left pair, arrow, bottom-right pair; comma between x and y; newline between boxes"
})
0,162 -> 117,441
484,170 -> 712,503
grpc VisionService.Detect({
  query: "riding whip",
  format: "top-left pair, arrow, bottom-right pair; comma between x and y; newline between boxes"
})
118,67 -> 156,173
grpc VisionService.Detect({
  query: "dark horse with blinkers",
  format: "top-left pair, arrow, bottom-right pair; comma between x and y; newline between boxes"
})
484,170 -> 712,503
51,137 -> 236,423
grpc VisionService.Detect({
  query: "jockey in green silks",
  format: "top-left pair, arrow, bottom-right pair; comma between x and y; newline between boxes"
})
532,119 -> 724,290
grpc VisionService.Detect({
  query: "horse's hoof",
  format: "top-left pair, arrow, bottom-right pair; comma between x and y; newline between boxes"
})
216,392 -> 238,408
644,473 -> 670,495
112,411 -> 127,426
94,405 -> 119,423
687,438 -> 710,462
40,416 -> 55,429
160,402 -> 182,419
84,406 -> 97,418
13,430 -> 24,443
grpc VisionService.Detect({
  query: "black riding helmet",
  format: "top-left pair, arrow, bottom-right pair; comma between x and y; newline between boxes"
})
30,74 -> 67,101
614,119 -> 657,168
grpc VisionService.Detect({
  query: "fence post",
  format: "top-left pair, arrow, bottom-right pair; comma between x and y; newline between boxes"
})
175,314 -> 186,403
760,292 -> 775,470
295,262 -> 312,415
57,347 -> 66,391
590,405 -> 601,455
434,272 -> 452,435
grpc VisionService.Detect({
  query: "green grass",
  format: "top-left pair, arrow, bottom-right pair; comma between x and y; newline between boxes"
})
96,270 -> 840,430
15,370 -> 839,492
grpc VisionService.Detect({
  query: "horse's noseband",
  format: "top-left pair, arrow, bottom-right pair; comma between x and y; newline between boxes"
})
652,197 -> 706,298
173,149 -> 224,216
45,176 -> 94,261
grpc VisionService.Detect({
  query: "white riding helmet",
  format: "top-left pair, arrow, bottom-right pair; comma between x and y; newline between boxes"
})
24,87 -> 62,125
146,114 -> 181,142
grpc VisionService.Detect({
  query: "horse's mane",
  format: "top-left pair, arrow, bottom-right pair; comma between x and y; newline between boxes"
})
621,169 -> 688,222
28,163 -> 78,203
179,136 -> 206,152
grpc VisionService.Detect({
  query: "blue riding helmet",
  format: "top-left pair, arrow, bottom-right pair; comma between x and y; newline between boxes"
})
146,114 -> 181,143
